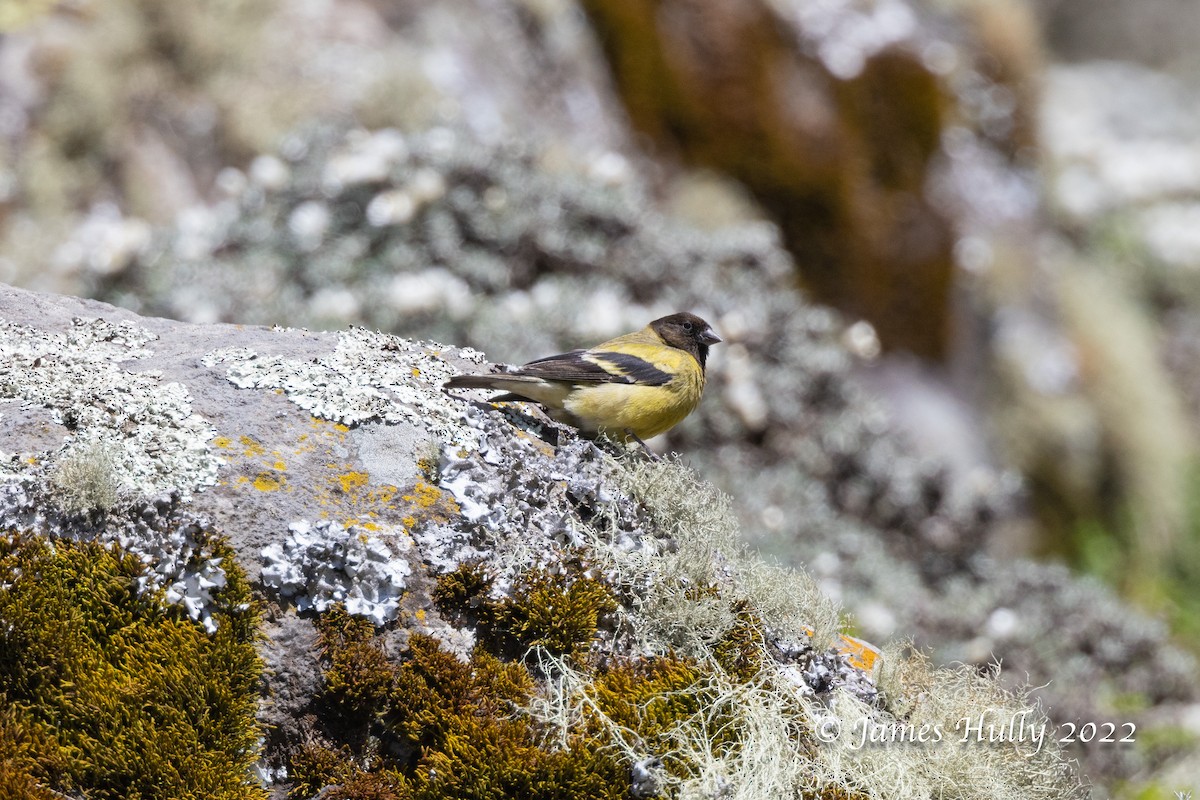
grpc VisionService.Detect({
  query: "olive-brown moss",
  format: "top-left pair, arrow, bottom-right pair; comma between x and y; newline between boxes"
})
295,614 -> 628,800
435,563 -> 617,658
0,530 -> 264,800
710,599 -> 770,684
306,583 -> 799,800
301,597 -> 885,799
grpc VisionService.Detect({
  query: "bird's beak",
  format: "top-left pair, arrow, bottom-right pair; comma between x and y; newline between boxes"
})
700,328 -> 722,346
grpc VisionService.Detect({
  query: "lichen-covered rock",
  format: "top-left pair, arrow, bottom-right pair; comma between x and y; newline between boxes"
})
0,283 -> 1088,798
260,519 -> 413,626
1,2 -> 1198,794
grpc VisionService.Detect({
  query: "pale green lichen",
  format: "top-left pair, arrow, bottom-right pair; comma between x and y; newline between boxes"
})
50,438 -> 121,514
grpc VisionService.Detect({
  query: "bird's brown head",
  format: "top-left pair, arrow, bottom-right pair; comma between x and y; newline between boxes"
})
649,312 -> 721,369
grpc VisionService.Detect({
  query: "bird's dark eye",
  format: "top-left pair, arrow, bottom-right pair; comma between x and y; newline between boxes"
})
683,321 -> 694,331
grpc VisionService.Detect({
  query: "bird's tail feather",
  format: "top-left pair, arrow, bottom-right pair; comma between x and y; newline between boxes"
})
444,373 -> 545,398
445,372 -> 568,409
444,374 -> 506,390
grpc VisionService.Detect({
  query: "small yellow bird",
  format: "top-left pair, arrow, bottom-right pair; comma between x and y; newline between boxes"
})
444,313 -> 721,444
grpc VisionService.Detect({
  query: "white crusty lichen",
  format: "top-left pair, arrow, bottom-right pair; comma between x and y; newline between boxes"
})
0,317 -> 221,499
202,327 -> 486,440
260,519 -> 413,625
0,316 -> 229,631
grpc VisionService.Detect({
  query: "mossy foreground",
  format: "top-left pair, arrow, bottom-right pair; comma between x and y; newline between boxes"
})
0,531 -> 264,800
291,604 -> 834,800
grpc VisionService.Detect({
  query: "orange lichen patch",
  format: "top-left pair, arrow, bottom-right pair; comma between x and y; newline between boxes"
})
837,634 -> 881,672
253,472 -> 285,492
800,627 -> 881,673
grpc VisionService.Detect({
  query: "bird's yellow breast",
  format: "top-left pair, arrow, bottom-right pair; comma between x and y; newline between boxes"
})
563,346 -> 705,440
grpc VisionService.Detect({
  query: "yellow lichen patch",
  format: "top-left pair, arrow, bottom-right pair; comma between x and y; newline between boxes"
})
397,479 -> 459,531
289,418 -> 352,457
253,472 -> 285,492
306,464 -> 405,529
273,459 -> 287,471
213,436 -> 233,449
402,479 -> 442,509
337,471 -> 370,494
240,435 -> 265,458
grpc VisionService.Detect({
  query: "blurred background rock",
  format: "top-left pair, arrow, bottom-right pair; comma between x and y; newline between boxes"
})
2,0 -> 1199,793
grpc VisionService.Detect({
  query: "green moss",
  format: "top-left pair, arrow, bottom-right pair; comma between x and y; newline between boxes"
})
588,656 -> 713,778
0,530 -> 264,800
432,562 -> 493,618
286,741 -> 363,800
0,708 -> 62,800
324,769 -> 409,800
